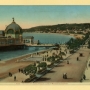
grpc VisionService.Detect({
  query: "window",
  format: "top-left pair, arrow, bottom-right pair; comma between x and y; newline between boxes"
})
7,29 -> 14,34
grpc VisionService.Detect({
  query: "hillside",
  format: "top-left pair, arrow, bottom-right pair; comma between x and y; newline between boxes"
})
22,23 -> 90,33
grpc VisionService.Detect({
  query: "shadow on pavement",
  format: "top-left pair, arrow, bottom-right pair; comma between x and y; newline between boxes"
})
48,71 -> 55,73
36,77 -> 51,81
67,78 -> 73,79
56,65 -> 64,67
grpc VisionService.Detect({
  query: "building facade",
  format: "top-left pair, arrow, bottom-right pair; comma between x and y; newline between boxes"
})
23,36 -> 34,44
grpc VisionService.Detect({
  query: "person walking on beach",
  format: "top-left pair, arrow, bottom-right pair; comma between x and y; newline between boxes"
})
14,76 -> 16,81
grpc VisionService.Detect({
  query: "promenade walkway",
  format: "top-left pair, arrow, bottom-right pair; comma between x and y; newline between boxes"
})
35,49 -> 90,83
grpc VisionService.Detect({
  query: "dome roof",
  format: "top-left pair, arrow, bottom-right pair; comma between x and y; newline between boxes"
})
5,18 -> 23,34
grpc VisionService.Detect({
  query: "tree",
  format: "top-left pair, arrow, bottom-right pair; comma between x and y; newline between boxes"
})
24,65 -> 37,75
47,56 -> 55,64
37,62 -> 47,71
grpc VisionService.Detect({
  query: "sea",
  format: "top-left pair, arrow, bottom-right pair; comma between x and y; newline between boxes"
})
0,33 -> 74,61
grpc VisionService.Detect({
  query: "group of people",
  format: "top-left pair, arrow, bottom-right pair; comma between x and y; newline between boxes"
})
19,68 -> 24,73
8,72 -> 16,81
18,68 -> 28,75
9,72 -> 12,77
9,68 -> 26,81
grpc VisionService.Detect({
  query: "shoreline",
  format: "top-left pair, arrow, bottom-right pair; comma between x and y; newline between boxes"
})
24,32 -> 84,39
0,47 -> 53,63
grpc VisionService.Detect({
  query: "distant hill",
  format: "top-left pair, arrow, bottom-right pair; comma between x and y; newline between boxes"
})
22,23 -> 90,32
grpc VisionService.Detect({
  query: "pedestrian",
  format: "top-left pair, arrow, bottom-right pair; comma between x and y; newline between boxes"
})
83,74 -> 86,80
9,72 -> 12,77
67,60 -> 69,64
18,68 -> 20,72
43,56 -> 44,61
65,73 -> 67,79
77,57 -> 79,61
9,72 -> 10,77
14,76 -> 16,81
21,69 -> 23,73
10,73 -> 12,77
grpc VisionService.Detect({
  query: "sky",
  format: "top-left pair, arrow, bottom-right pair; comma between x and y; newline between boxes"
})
0,5 -> 90,30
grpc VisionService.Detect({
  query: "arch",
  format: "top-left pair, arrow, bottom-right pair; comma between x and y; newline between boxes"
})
7,29 -> 15,34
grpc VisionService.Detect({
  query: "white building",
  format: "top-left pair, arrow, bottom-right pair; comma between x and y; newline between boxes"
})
23,36 -> 34,44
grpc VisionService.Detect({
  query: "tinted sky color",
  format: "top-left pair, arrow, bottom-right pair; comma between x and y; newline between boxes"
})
0,5 -> 90,30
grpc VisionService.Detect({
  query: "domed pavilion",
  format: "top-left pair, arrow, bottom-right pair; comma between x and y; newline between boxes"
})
5,18 -> 23,38
0,18 -> 24,51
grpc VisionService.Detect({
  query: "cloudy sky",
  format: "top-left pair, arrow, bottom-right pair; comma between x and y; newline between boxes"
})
0,5 -> 90,30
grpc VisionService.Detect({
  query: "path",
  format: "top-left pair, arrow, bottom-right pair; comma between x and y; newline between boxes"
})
35,48 -> 90,83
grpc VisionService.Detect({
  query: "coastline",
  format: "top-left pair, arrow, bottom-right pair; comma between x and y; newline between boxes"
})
24,32 -> 84,39
1,47 -> 53,62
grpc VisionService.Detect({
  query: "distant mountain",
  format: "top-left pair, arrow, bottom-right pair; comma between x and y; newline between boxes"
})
22,23 -> 90,32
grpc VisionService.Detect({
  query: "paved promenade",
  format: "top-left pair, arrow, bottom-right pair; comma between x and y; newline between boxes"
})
36,48 -> 90,83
